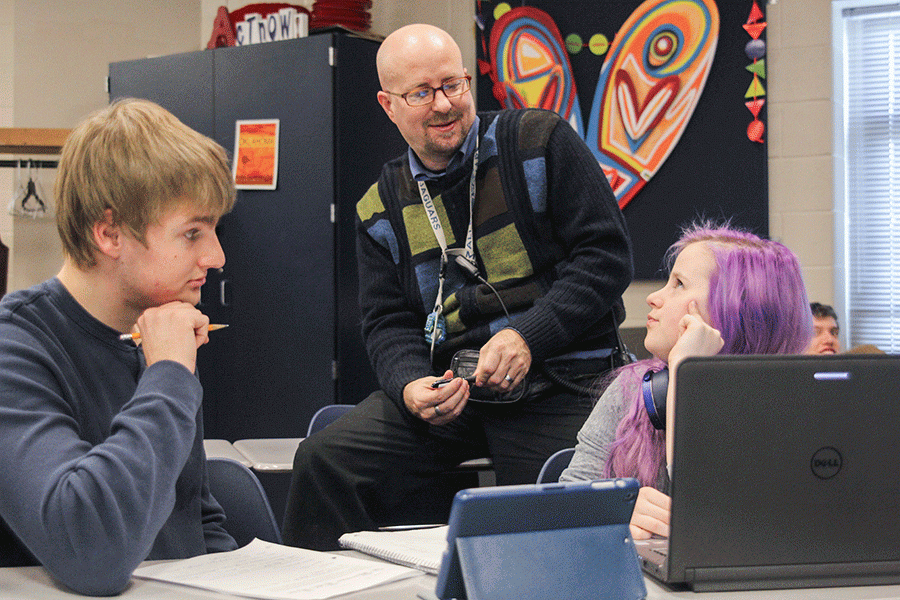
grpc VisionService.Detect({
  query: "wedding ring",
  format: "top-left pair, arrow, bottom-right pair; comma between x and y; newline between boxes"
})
504,374 -> 513,383
434,405 -> 443,417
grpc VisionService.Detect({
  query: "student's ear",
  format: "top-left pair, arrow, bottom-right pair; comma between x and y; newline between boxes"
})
92,209 -> 123,259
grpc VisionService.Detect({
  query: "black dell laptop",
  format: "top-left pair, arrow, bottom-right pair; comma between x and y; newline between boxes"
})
636,354 -> 900,592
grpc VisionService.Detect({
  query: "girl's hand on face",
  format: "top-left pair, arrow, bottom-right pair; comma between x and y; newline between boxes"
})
668,300 -> 724,372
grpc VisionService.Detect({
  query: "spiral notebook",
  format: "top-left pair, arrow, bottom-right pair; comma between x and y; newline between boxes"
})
338,525 -> 448,574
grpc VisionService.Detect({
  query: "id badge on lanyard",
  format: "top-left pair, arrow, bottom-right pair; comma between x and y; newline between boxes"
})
420,136 -> 479,359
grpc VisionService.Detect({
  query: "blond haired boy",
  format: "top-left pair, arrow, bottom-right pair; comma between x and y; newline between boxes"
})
0,99 -> 238,595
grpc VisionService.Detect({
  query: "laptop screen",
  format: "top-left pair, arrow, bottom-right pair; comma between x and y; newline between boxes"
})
664,354 -> 900,591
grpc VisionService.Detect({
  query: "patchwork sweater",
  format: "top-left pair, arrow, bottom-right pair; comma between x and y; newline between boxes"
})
356,109 -> 633,403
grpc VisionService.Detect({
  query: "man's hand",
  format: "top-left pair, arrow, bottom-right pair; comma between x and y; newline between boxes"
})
403,370 -> 469,425
473,328 -> 531,392
135,302 -> 212,372
629,486 -> 671,540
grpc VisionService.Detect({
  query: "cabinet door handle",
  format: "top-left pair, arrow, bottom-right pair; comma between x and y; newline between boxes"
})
220,279 -> 230,307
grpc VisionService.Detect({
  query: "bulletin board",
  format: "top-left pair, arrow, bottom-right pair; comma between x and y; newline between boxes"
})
475,0 -> 769,279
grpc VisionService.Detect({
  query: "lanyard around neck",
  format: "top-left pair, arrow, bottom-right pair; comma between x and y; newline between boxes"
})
418,134 -> 479,360
417,134 -> 480,316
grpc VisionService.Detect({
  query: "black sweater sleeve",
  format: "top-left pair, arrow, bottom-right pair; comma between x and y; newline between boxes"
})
356,189 -> 434,405
506,113 -> 634,361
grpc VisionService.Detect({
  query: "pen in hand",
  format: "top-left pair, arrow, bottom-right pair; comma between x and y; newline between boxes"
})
119,323 -> 229,341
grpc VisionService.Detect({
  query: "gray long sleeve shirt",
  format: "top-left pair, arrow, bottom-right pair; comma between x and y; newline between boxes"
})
561,373 -> 668,490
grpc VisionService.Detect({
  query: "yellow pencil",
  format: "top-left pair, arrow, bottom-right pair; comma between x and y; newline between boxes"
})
119,323 -> 229,341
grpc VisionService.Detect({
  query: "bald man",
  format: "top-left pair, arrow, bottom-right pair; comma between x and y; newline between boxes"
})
283,24 -> 633,550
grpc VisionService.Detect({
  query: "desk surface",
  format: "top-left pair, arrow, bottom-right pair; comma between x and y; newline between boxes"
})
0,564 -> 431,599
229,438 -> 493,475
232,438 -> 305,472
3,563 -> 900,600
202,439 -> 252,467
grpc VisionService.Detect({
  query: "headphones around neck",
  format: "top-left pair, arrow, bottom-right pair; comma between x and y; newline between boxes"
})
642,368 -> 669,430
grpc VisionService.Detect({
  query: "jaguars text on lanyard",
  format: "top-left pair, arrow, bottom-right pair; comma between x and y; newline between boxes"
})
420,136 -> 479,354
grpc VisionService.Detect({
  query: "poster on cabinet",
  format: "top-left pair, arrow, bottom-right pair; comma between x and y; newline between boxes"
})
233,119 -> 280,190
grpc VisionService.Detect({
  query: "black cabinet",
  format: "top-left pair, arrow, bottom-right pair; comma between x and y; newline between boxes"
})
109,32 -> 405,440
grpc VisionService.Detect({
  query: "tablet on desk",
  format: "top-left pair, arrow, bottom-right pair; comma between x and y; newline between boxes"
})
434,479 -> 646,600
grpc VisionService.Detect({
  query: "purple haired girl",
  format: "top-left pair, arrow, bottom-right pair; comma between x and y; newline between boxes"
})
560,222 -> 812,539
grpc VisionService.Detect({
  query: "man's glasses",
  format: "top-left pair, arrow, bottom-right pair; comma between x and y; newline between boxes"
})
384,75 -> 472,107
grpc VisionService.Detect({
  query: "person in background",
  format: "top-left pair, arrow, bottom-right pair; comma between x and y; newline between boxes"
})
0,99 -> 238,595
282,23 -> 633,550
807,302 -> 840,355
560,222 -> 812,540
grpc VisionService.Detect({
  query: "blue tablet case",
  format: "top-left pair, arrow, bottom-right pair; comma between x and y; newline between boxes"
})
435,479 -> 646,600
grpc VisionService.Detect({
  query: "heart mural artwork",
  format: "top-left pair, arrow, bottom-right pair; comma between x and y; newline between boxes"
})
481,0 -> 720,209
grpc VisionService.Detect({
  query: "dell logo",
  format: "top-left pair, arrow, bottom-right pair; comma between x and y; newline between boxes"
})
811,447 -> 842,479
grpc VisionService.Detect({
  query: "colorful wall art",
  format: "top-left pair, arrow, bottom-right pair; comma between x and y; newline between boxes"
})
476,0 -> 768,279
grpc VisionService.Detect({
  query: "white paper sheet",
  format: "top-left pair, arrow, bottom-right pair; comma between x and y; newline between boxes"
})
133,538 -> 420,600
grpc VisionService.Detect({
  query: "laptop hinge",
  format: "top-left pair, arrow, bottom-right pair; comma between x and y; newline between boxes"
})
687,561 -> 900,592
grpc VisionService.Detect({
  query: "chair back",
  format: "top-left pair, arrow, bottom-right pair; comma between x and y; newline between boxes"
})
536,447 -> 576,483
206,457 -> 282,547
306,404 -> 353,437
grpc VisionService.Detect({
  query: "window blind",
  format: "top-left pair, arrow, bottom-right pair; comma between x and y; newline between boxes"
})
836,3 -> 900,352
